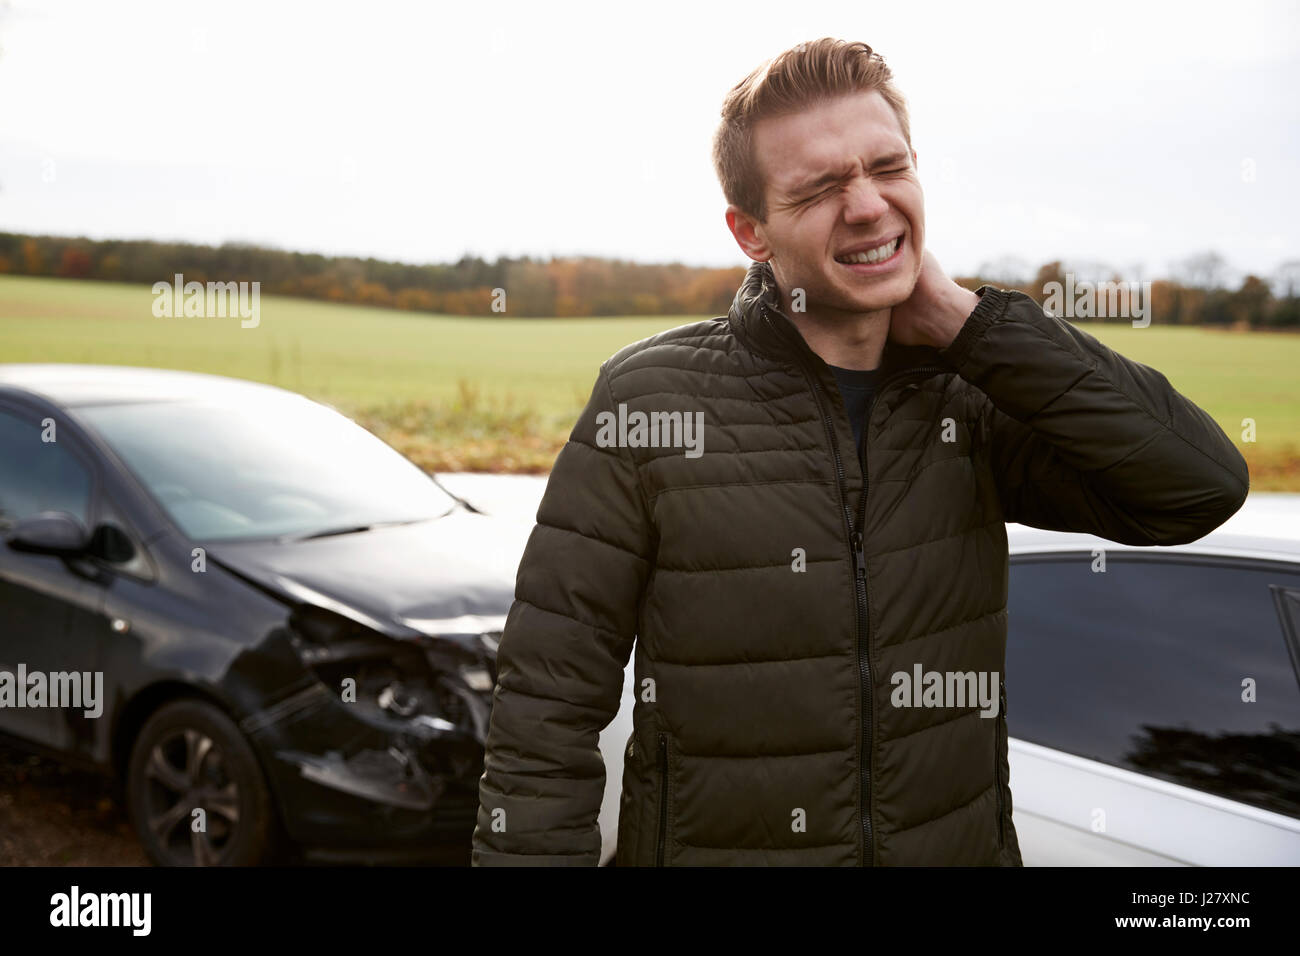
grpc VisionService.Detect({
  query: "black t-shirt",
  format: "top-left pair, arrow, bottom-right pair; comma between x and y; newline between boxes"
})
828,363 -> 880,459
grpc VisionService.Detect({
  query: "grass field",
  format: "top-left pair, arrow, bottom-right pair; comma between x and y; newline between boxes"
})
2,275 -> 1297,487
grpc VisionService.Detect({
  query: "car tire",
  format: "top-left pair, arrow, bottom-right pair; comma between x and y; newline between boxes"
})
126,699 -> 284,866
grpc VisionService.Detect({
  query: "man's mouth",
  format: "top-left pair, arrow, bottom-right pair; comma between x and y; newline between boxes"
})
834,234 -> 903,266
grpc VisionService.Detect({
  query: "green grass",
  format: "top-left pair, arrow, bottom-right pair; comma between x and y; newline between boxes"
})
0,275 -> 685,406
0,276 -> 689,471
2,275 -> 1297,485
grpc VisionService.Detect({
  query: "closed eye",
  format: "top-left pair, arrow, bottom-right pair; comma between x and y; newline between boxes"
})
794,186 -> 835,204
802,169 -> 909,203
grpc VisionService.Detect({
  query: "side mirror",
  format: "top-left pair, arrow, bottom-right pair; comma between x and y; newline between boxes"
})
6,511 -> 90,556
89,522 -> 137,564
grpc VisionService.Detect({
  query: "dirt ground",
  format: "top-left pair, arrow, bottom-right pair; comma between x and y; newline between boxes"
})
0,739 -> 147,866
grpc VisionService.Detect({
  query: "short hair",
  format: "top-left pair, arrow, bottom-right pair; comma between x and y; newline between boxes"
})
712,38 -> 912,224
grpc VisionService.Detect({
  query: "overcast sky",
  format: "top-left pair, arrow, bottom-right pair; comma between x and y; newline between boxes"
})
1,0 -> 1297,282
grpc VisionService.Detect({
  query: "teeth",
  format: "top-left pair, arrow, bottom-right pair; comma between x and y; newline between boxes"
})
838,237 -> 899,265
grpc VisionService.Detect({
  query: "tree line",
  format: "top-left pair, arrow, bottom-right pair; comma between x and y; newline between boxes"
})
2,232 -> 1297,326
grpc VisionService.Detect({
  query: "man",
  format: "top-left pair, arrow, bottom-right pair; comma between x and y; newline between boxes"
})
471,38 -> 1249,866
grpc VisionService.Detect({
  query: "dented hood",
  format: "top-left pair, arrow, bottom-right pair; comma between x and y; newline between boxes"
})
205,509 -> 532,640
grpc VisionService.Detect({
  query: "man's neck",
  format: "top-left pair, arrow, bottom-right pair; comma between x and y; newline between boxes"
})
777,286 -> 889,371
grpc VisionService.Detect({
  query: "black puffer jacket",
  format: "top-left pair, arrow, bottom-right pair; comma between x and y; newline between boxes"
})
472,261 -> 1250,866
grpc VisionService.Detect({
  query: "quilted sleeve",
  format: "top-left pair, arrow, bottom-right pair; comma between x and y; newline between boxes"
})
471,360 -> 655,865
940,286 -> 1250,546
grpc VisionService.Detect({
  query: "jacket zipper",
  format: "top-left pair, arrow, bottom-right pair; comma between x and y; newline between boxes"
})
795,365 -> 869,863
656,732 -> 668,866
764,302 -> 948,866
852,363 -> 947,865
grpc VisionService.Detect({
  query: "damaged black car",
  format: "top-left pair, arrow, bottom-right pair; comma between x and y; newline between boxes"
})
0,364 -> 530,865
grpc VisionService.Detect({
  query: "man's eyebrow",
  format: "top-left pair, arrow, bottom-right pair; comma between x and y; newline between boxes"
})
867,151 -> 912,171
787,151 -> 912,198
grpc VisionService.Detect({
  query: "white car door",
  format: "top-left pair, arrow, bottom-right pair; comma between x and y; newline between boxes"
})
1005,550 -> 1300,866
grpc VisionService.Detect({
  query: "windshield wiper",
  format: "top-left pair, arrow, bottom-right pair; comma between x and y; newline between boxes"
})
282,524 -> 375,542
276,518 -> 430,544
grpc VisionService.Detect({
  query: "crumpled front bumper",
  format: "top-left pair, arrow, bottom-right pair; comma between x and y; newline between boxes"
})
237,619 -> 499,858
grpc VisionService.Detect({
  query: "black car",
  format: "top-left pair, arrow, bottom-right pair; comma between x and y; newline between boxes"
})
0,364 -> 527,865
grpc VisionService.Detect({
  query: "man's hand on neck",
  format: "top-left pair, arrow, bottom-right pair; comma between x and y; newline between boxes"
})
887,249 -> 979,349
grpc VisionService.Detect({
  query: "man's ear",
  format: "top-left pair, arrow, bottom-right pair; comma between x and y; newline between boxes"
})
725,205 -> 772,262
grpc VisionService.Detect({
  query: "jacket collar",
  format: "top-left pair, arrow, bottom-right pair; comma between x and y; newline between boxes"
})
726,259 -> 952,380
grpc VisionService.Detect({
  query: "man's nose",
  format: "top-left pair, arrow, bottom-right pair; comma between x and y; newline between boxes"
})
842,176 -> 890,223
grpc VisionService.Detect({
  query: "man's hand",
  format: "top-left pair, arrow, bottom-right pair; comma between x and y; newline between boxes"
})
888,248 -> 981,349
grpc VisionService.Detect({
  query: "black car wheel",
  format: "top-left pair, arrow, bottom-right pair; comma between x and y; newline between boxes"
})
127,699 -> 283,866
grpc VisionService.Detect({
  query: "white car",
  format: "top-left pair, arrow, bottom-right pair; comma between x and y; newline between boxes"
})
440,474 -> 1300,866
1001,492 -> 1300,865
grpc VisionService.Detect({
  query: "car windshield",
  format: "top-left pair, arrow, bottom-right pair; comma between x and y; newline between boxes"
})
78,395 -> 457,542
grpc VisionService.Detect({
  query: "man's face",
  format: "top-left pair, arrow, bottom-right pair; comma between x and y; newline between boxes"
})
734,90 -> 924,318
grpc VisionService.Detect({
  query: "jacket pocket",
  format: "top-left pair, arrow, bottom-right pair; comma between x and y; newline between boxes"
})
655,731 -> 672,866
993,682 -> 1007,849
